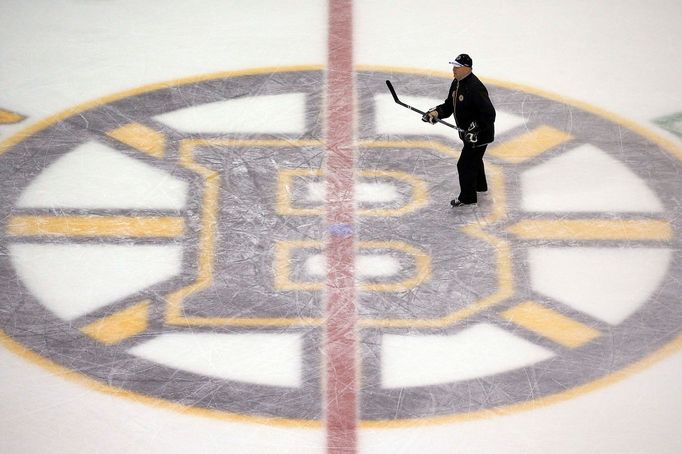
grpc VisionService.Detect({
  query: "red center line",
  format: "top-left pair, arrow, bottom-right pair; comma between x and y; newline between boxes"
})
325,0 -> 358,453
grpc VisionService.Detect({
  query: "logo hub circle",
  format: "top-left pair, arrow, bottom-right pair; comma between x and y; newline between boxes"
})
1,67 -> 681,423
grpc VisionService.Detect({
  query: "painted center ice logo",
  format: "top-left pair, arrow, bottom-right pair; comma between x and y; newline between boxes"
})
0,67 -> 681,423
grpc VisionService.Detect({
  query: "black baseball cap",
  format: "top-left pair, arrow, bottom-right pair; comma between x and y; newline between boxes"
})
449,54 -> 472,68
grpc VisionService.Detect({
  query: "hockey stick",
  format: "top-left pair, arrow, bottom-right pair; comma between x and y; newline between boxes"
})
385,80 -> 464,131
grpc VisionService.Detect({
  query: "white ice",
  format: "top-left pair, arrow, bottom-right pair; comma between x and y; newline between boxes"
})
1,1 -> 682,454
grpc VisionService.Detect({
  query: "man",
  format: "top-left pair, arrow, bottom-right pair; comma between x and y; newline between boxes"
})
422,53 -> 496,207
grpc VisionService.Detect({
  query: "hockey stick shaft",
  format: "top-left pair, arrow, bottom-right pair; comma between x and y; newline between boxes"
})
385,80 -> 463,131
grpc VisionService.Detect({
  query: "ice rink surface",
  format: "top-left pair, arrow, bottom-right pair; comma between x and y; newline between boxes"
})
1,1 -> 682,453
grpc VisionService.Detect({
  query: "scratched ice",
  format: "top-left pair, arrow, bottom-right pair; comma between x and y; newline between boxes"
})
1,1 -> 682,454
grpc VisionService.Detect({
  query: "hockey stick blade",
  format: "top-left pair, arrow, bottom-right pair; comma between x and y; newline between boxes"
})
384,80 -> 461,131
385,80 -> 423,113
385,80 -> 404,106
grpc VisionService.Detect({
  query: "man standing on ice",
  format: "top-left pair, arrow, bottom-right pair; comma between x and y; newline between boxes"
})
422,54 -> 496,207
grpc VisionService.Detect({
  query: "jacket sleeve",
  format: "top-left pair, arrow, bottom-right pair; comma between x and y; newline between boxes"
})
471,86 -> 496,134
435,80 -> 456,119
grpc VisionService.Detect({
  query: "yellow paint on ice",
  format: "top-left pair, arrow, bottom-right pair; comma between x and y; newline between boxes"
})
81,301 -> 150,345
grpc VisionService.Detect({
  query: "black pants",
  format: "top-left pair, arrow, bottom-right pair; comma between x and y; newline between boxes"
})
457,143 -> 488,203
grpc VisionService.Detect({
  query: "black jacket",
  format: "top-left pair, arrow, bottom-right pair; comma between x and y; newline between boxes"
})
436,73 -> 496,146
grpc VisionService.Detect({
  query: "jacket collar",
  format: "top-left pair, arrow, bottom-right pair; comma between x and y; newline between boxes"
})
457,72 -> 474,85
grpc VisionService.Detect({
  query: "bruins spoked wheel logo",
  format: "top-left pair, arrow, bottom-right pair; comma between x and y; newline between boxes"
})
1,67 -> 681,424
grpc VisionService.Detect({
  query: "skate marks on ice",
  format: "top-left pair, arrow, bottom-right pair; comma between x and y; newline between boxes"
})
0,66 -> 681,425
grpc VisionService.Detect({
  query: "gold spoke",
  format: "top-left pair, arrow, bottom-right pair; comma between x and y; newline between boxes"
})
501,301 -> 601,348
488,125 -> 573,163
7,215 -> 185,238
507,219 -> 672,241
81,301 -> 150,345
